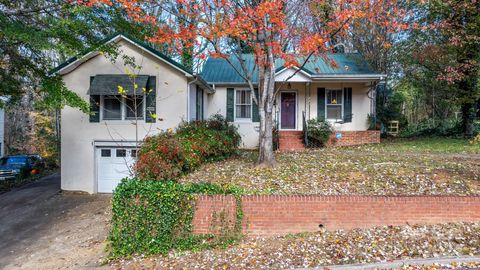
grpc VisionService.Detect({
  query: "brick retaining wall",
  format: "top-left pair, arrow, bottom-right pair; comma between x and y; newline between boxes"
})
192,195 -> 480,236
327,130 -> 381,146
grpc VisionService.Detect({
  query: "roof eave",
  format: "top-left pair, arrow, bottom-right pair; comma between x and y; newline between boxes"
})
50,34 -> 193,77
311,74 -> 386,81
275,66 -> 314,75
194,75 -> 215,93
204,82 -> 259,86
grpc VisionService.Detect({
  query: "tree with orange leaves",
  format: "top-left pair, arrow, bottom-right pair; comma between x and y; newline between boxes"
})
81,0 -> 409,167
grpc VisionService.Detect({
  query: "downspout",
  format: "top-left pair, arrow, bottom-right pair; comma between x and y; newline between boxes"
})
307,82 -> 311,120
187,77 -> 199,122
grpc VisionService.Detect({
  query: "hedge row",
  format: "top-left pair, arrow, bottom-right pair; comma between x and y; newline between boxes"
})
110,179 -> 243,257
135,114 -> 241,181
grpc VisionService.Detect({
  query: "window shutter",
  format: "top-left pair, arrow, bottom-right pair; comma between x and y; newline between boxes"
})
145,76 -> 156,123
317,88 -> 326,119
226,88 -> 234,122
89,76 -> 100,122
252,88 -> 259,122
89,95 -> 100,122
344,87 -> 352,123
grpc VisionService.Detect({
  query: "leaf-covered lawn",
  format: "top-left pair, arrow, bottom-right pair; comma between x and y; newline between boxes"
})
113,222 -> 480,269
363,137 -> 480,154
180,144 -> 480,195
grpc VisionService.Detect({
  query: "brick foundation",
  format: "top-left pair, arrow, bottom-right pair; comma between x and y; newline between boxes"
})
192,195 -> 480,236
327,130 -> 380,146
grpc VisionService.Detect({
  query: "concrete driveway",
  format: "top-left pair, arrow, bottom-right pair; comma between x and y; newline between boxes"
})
0,173 -> 111,269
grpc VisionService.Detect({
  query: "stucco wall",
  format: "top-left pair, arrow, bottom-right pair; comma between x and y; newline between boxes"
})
61,40 -> 190,193
309,82 -> 373,131
206,86 -> 260,149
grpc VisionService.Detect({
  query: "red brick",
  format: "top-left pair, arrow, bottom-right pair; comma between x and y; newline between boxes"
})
192,195 -> 480,235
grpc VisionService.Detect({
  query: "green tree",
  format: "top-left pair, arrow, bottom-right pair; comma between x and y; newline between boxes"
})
0,0 -> 152,109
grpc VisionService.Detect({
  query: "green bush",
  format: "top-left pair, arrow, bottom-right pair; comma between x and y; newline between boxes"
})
109,179 -> 243,257
135,114 -> 240,181
399,119 -> 463,138
306,118 -> 334,147
176,114 -> 241,164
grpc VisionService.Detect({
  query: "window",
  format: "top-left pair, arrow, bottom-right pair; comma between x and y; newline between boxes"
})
103,95 -> 122,120
0,157 -> 27,166
326,89 -> 343,120
101,95 -> 145,121
116,149 -> 127,157
131,149 -> 137,158
235,90 -> 252,119
101,149 -> 111,157
125,96 -> 144,119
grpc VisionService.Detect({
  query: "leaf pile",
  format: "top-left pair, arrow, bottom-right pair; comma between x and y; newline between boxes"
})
112,222 -> 480,269
180,148 -> 480,195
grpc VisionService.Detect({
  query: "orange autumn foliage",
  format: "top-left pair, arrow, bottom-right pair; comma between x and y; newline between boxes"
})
79,0 -> 411,70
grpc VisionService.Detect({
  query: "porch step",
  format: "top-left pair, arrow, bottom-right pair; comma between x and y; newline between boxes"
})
278,131 -> 305,151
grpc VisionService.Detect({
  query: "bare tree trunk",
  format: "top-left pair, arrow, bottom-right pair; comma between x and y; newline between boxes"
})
461,102 -> 475,137
256,50 -> 277,168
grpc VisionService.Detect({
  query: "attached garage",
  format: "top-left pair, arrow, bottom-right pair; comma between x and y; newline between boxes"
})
96,146 -> 137,193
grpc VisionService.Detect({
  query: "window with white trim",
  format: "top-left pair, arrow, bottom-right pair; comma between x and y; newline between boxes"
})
235,90 -> 252,119
101,95 -> 145,121
326,89 -> 343,120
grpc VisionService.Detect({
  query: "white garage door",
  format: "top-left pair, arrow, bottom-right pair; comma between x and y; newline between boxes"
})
96,147 -> 136,193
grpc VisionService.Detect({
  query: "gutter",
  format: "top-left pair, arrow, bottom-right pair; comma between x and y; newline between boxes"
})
205,75 -> 386,85
311,74 -> 386,80
194,75 -> 215,94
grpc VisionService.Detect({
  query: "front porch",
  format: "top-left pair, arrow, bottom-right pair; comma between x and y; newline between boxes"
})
271,80 -> 378,151
276,129 -> 381,151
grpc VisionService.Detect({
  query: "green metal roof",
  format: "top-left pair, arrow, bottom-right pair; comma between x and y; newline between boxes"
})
200,53 -> 378,84
50,33 -> 193,75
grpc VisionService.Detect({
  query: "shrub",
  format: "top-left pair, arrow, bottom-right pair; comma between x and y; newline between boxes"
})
135,132 -> 187,181
470,134 -> 480,145
399,119 -> 462,138
135,114 -> 240,181
109,179 -> 243,257
176,114 -> 241,163
306,118 -> 334,147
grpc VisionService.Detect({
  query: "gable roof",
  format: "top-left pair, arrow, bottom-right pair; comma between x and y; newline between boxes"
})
50,33 -> 193,76
200,53 -> 384,84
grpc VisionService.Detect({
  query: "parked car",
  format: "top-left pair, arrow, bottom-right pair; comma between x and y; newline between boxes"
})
0,155 -> 41,181
28,154 -> 45,169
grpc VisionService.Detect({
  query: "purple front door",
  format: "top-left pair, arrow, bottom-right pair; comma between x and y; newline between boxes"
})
280,92 -> 296,129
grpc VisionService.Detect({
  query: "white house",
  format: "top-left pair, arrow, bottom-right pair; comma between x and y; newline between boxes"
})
53,33 -> 383,194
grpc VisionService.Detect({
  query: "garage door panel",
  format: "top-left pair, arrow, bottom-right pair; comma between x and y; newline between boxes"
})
97,147 -> 136,193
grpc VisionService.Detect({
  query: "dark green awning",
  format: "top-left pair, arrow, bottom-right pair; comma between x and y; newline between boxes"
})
88,74 -> 149,95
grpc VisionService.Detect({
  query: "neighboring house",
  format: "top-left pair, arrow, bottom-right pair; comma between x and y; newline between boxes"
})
53,33 -> 383,194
